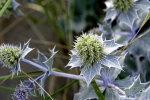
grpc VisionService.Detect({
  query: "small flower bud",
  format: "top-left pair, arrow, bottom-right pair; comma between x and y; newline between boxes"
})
12,82 -> 30,100
0,44 -> 22,68
113,0 -> 133,12
75,34 -> 104,65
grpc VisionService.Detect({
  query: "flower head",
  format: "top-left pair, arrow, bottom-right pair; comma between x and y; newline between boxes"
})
67,33 -> 123,85
75,34 -> 104,66
0,40 -> 33,76
113,0 -> 134,12
0,44 -> 22,68
12,82 -> 31,100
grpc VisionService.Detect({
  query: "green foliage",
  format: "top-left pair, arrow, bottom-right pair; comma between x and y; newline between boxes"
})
91,80 -> 105,100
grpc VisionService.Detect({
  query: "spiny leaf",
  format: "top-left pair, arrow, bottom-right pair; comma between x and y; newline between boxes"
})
100,55 -> 122,70
39,72 -> 49,98
80,62 -> 101,86
118,7 -> 138,28
125,75 -> 147,97
33,50 -> 48,67
105,88 -> 119,100
43,47 -> 57,74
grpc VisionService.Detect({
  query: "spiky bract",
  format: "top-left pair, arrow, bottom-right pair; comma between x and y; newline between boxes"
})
0,44 -> 22,68
75,34 -> 104,66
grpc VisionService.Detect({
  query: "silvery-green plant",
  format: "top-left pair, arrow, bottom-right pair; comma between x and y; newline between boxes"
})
0,34 -> 149,100
67,33 -> 123,85
0,0 -> 150,100
105,0 -> 150,28
0,40 -> 33,76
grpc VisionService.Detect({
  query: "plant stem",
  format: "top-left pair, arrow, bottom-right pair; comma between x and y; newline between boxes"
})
91,80 -> 105,100
28,74 -> 45,88
0,0 -> 12,17
21,58 -> 125,95
21,59 -> 48,72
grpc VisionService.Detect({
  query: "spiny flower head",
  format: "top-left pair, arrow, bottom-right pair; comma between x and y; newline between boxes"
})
75,34 -> 104,66
0,40 -> 33,77
12,82 -> 31,100
67,33 -> 123,85
0,44 -> 22,68
113,0 -> 134,12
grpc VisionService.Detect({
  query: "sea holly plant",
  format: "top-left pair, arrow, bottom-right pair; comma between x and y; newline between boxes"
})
0,33 -> 150,100
105,0 -> 150,28
0,40 -> 33,76
0,34 -> 149,100
0,0 -> 150,100
67,33 -> 123,85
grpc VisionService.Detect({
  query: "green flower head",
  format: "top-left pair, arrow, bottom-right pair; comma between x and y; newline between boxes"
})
67,33 -> 123,85
0,44 -> 22,68
0,40 -> 33,77
113,0 -> 134,12
75,34 -> 104,66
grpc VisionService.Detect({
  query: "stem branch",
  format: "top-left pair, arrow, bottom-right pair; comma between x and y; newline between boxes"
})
21,58 -> 125,95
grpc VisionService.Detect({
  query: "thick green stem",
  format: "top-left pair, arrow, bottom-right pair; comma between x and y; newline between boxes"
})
0,0 -> 12,17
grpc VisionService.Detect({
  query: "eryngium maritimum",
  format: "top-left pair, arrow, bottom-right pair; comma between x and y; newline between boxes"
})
75,34 -> 104,66
0,44 -> 22,68
67,33 -> 123,85
105,0 -> 150,28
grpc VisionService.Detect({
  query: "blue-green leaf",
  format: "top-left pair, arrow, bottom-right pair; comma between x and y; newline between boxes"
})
103,39 -> 123,54
21,40 -> 34,59
33,50 -> 48,67
43,47 -> 57,75
39,72 -> 49,98
100,55 -> 122,70
118,7 -> 138,28
125,75 -> 147,97
80,62 -> 101,85
105,88 -> 120,100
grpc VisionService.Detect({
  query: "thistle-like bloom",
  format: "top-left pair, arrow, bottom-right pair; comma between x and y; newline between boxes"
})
0,0 -> 21,17
0,40 -> 33,76
75,34 -> 104,66
105,0 -> 150,29
67,33 -> 123,85
0,44 -> 22,68
12,82 -> 31,100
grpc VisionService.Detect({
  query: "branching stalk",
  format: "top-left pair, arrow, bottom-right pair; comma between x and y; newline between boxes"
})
21,58 -> 125,95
